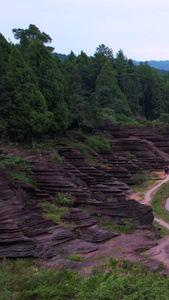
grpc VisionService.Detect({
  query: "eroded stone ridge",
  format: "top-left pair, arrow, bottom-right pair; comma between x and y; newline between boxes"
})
1,123 -> 169,261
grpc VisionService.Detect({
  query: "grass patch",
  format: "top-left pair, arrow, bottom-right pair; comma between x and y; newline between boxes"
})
76,143 -> 92,161
39,201 -> 75,229
1,258 -> 169,299
131,173 -> 165,202
56,192 -> 75,207
151,181 -> 169,223
97,219 -> 136,234
153,220 -> 169,236
49,152 -> 66,167
76,142 -> 109,168
86,135 -> 111,153
67,254 -> 82,262
0,154 -> 37,186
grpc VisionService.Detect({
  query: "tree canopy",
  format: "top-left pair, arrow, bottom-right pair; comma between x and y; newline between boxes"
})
1,24 -> 169,144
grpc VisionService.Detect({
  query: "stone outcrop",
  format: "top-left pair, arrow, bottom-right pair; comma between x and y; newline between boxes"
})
0,172 -> 97,258
1,123 -> 169,262
61,208 -> 119,242
98,121 -> 169,168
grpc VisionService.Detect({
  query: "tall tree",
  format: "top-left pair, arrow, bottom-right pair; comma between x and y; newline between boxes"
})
5,45 -> 52,142
12,24 -> 54,55
63,51 -> 82,95
0,34 -> 12,142
25,39 -> 69,133
95,62 -> 131,115
95,44 -> 113,61
137,63 -> 165,119
76,51 -> 91,91
89,52 -> 108,91
125,59 -> 142,115
115,49 -> 128,92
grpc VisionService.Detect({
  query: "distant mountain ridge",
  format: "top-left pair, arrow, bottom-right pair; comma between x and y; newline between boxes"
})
133,60 -> 169,71
54,53 -> 169,73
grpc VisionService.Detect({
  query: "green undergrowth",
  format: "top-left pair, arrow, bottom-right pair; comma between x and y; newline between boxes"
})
49,152 -> 66,167
132,172 -> 162,192
76,142 -> 109,167
85,135 -> 111,153
0,154 -> 37,186
1,258 -> 169,299
88,211 -> 135,234
39,201 -> 75,229
67,254 -> 83,262
97,218 -> 136,234
80,206 -> 136,234
153,220 -> 169,236
151,181 -> 169,224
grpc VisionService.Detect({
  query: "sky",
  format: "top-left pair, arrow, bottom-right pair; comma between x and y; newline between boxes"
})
1,0 -> 169,61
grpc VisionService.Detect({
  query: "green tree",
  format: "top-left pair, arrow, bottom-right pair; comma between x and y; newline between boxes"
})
0,34 -> 12,142
95,44 -> 113,61
115,49 -> 128,92
125,59 -> 142,115
96,62 -> 131,115
162,80 -> 169,113
137,63 -> 165,119
89,52 -> 108,91
76,51 -> 91,91
63,51 -> 82,95
6,45 -> 52,142
12,24 -> 54,55
26,39 -> 69,133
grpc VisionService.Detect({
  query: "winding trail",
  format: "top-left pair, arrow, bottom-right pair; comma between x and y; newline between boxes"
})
142,174 -> 169,230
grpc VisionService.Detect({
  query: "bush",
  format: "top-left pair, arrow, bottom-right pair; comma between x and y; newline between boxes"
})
132,173 -> 147,185
76,143 -> 91,160
56,192 -> 74,207
49,152 -> 65,166
126,152 -> 137,163
151,119 -> 166,131
86,135 -> 111,153
101,107 -> 116,123
0,154 -> 36,185
67,254 -> 82,261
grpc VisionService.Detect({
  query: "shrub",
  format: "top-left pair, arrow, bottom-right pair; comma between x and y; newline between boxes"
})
56,192 -> 74,207
0,154 -> 36,185
121,218 -> 135,230
86,135 -> 111,153
132,173 -> 147,185
40,201 -> 67,223
67,254 -> 82,261
49,152 -> 65,166
151,119 -> 166,131
76,143 -> 91,160
126,151 -> 137,163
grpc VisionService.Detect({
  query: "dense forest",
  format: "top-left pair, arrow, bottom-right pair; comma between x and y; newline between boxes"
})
1,24 -> 169,144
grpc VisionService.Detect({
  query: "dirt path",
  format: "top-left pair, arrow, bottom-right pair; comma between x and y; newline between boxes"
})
143,174 -> 169,204
143,173 -> 169,230
77,172 -> 169,276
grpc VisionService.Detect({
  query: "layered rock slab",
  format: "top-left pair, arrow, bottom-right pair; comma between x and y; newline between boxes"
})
61,208 -> 119,242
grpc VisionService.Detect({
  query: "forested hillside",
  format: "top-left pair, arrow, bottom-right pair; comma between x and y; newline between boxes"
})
1,24 -> 169,145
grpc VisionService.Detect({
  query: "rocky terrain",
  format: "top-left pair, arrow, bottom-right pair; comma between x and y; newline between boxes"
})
1,123 -> 169,274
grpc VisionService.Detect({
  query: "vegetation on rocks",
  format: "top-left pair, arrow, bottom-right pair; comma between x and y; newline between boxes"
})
2,24 -> 169,298
1,258 -> 169,299
85,135 -> 111,153
0,154 -> 36,185
40,201 -> 75,229
151,181 -> 169,223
